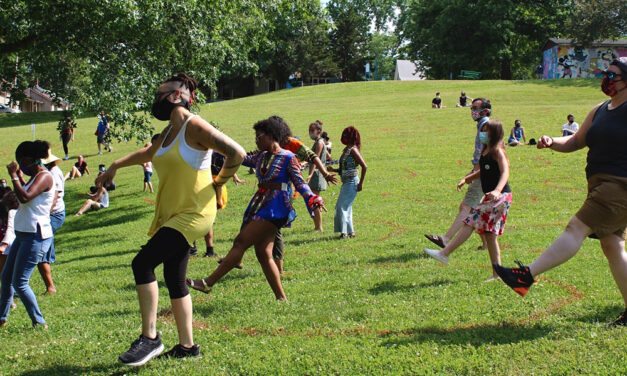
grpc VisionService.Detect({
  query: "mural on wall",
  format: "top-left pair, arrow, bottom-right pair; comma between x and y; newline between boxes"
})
543,46 -> 627,79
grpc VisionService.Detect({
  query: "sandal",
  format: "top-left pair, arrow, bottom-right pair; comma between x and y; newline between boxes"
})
339,233 -> 348,239
348,233 -> 356,238
217,258 -> 243,270
424,234 -> 446,248
186,278 -> 212,294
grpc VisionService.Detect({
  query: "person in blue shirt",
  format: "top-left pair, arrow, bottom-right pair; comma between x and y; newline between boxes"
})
96,110 -> 111,154
507,120 -> 527,146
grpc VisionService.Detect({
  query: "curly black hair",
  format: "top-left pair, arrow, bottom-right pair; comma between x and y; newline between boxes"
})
15,140 -> 49,161
253,115 -> 292,143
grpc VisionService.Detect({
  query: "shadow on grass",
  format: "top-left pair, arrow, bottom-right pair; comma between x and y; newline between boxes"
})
20,363 -> 138,376
369,279 -> 452,295
55,248 -> 135,266
571,304 -> 623,324
382,322 -> 552,347
370,251 -> 426,264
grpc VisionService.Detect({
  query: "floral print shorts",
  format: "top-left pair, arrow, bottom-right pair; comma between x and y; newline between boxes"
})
463,192 -> 512,236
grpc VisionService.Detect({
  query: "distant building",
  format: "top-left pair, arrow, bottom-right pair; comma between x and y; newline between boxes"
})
21,83 -> 70,112
541,38 -> 627,79
394,60 -> 426,81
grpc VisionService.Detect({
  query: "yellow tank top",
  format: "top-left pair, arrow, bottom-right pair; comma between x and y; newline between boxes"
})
148,117 -> 217,245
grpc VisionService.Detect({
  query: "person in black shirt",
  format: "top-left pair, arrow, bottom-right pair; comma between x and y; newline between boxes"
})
431,92 -> 443,108
64,155 -> 90,180
456,91 -> 472,107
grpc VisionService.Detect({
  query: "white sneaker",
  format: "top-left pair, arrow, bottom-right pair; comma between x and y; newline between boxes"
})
424,248 -> 448,265
63,155 -> 70,160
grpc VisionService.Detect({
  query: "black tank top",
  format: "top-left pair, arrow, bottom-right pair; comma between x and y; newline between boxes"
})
479,153 -> 511,194
585,100 -> 627,179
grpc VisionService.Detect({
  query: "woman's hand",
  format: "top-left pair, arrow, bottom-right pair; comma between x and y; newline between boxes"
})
357,182 -> 363,192
324,172 -> 338,185
457,178 -> 466,191
537,135 -> 553,149
7,162 -> 18,176
233,175 -> 246,186
213,182 -> 224,209
96,168 -> 116,187
310,195 -> 327,212
486,190 -> 500,201
0,244 -> 6,254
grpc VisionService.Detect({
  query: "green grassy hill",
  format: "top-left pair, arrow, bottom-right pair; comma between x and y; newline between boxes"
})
1,79 -> 624,375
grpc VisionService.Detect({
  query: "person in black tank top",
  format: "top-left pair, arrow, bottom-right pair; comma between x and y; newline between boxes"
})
494,58 -> 627,326
425,120 -> 513,281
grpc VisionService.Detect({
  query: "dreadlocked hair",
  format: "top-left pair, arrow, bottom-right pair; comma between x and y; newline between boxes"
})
164,72 -> 198,93
341,126 -> 361,149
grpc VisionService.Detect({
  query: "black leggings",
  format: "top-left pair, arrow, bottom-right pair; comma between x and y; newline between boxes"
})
132,227 -> 191,299
61,133 -> 71,155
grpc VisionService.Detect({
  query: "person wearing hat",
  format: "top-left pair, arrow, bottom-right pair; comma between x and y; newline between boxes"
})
37,150 -> 65,295
494,57 -> 627,326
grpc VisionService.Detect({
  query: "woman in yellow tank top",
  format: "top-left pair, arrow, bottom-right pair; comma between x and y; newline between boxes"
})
96,73 -> 245,366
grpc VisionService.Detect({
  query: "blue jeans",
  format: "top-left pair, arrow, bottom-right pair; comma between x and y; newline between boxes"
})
334,176 -> 359,234
0,228 -> 51,325
40,210 -> 65,264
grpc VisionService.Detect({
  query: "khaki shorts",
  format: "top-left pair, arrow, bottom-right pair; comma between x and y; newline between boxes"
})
462,179 -> 484,209
575,173 -> 627,240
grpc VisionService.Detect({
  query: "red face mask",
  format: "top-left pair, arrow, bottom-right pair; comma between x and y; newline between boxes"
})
601,77 -> 618,97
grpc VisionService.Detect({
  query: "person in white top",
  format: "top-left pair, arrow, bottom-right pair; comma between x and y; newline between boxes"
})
0,188 -> 18,311
562,114 -> 579,136
36,151 -> 66,295
75,171 -> 109,216
0,140 -> 55,328
143,141 -> 155,193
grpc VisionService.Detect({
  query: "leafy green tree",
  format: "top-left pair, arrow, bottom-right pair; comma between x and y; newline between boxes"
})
398,0 -> 570,79
566,0 -> 627,46
367,32 -> 399,80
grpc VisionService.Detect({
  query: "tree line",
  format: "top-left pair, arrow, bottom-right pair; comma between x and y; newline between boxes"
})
0,0 -> 623,140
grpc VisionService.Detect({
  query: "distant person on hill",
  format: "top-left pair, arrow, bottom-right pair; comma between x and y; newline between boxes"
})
562,114 -> 579,136
424,98 -> 490,251
64,155 -> 90,180
37,150 -> 65,295
535,63 -> 544,79
507,120 -> 527,146
74,173 -> 109,216
187,116 -> 325,299
59,115 -> 75,160
456,91 -> 472,107
494,58 -> 627,326
97,72 -> 246,365
0,140 -> 55,328
96,110 -> 111,155
432,92 -> 444,108
327,126 -> 367,239
425,119 -> 512,281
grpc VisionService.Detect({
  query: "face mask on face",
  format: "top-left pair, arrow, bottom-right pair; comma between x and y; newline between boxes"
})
309,133 -> 318,140
19,161 -> 35,176
479,131 -> 490,144
151,91 -> 191,121
515,123 -> 521,128
0,182 -> 6,188
471,110 -> 484,121
601,76 -> 618,97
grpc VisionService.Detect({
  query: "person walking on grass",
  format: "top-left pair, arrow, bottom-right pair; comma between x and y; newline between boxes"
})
494,58 -> 627,326
96,73 -> 246,366
0,140 -> 55,328
307,120 -> 328,231
96,110 -> 110,155
187,116 -> 326,300
424,120 -> 512,281
327,126 -> 367,239
37,150 -> 66,295
424,98 -> 491,251
59,115 -> 75,160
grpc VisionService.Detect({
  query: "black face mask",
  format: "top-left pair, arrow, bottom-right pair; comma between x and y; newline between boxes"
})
151,92 -> 191,121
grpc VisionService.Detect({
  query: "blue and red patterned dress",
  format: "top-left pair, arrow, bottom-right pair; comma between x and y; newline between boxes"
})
242,150 -> 315,228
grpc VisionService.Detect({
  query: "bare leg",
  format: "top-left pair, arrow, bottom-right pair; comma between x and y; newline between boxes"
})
254,229 -> 286,300
312,190 -> 323,231
137,281 -> 159,339
528,216 -> 591,276
274,258 -> 284,274
442,203 -> 472,244
76,199 -> 95,215
204,228 -> 214,248
143,182 -> 147,192
440,224 -> 474,258
37,263 -> 56,294
170,295 -> 194,347
484,233 -> 501,277
601,235 -> 627,307
148,182 -> 154,193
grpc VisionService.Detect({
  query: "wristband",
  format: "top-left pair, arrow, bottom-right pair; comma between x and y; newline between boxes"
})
12,177 -> 19,182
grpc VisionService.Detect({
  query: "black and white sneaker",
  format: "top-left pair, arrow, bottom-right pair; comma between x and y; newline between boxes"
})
118,333 -> 165,367
189,242 -> 198,256
158,344 -> 201,359
609,309 -> 627,327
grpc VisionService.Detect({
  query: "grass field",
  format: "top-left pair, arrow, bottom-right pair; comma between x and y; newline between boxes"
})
1,79 -> 626,375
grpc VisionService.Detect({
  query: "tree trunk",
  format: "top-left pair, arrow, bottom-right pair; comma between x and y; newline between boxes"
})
500,57 -> 512,80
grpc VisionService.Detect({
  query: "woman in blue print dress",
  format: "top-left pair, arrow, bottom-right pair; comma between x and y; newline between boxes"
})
187,116 -> 325,300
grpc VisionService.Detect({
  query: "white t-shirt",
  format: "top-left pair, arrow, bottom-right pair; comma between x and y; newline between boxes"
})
14,170 -> 54,238
98,190 -> 109,209
50,165 -> 65,214
562,121 -> 579,134
1,209 -> 16,253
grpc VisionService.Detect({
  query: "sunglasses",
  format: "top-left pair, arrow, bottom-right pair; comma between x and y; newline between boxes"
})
602,71 -> 623,80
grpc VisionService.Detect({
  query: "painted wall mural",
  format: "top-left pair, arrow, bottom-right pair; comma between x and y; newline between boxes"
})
543,46 -> 627,79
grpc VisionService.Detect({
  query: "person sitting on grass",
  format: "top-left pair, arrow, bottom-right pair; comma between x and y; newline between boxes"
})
74,173 -> 109,216
456,91 -> 472,107
507,120 -> 526,146
561,114 -> 579,136
64,155 -> 90,180
432,92 -> 444,108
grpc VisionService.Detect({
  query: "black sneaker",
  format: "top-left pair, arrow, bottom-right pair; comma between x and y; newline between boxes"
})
189,242 -> 198,256
118,333 -> 165,367
609,310 -> 627,327
203,248 -> 216,258
493,261 -> 535,297
158,344 -> 200,359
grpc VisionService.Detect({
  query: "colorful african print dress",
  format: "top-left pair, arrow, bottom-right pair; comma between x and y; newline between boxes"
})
242,150 -> 315,228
